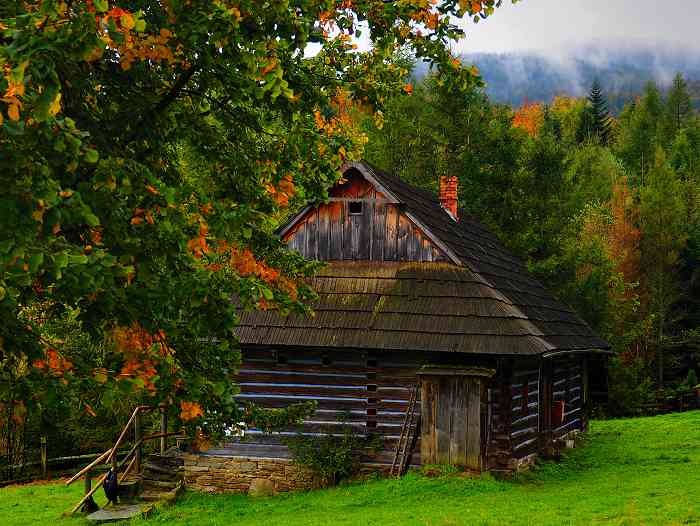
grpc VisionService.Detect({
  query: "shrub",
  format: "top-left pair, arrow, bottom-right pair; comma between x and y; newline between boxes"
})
284,421 -> 382,487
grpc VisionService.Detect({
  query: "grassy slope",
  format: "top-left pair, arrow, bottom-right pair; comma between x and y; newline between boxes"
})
1,411 -> 699,526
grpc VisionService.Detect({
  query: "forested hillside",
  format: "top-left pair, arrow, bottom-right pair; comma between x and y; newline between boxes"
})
364,72 -> 700,414
422,48 -> 700,112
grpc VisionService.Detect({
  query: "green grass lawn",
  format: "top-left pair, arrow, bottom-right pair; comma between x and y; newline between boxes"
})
2,411 -> 699,525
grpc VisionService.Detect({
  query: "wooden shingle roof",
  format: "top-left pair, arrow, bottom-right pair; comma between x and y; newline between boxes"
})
236,161 -> 609,356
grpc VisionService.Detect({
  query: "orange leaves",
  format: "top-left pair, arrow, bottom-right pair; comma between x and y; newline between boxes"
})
2,65 -> 25,122
512,102 -> 544,137
180,401 -> 204,422
145,184 -> 160,195
131,206 -> 156,226
33,348 -> 74,378
403,83 -> 414,95
111,322 -> 174,395
265,174 -> 296,207
187,224 -> 210,260
608,177 -> 641,287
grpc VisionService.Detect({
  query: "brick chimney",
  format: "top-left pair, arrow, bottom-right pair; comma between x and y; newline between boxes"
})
439,176 -> 458,221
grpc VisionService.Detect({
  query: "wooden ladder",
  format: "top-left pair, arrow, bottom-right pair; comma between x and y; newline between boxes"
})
390,384 -> 421,477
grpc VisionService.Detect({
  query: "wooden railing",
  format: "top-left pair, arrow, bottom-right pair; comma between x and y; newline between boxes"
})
65,405 -> 185,515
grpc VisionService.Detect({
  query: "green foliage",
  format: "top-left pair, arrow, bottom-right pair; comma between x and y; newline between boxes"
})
1,0 -> 502,439
577,80 -> 613,145
285,420 -> 382,487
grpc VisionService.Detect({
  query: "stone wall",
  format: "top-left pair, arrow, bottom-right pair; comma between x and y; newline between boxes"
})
182,454 -> 319,495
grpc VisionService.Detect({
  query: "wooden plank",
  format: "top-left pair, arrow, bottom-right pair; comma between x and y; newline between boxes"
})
385,204 -> 398,260
466,378 -> 482,470
449,377 -> 467,465
357,195 -> 371,259
373,202 -> 386,261
317,205 -> 330,260
420,377 -> 437,464
329,201 -> 343,260
306,209 -> 318,260
295,220 -> 306,258
343,202 -> 354,259
435,377 -> 452,464
397,214 -> 409,260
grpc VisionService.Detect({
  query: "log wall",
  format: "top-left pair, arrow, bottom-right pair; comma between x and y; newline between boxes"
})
283,172 -> 448,262
510,362 -> 541,459
550,356 -> 585,440
211,347 -> 423,467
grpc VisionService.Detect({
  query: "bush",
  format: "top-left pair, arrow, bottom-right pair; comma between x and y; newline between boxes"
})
284,421 -> 382,487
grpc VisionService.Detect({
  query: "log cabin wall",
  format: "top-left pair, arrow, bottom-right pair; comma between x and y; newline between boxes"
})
510,361 -> 541,459
283,171 -> 448,262
550,356 -> 585,440
219,347 -> 423,466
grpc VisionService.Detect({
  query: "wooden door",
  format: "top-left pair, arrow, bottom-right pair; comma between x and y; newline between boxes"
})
420,374 -> 483,470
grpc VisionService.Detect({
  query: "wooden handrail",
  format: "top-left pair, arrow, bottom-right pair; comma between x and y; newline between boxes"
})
65,449 -> 111,486
106,405 -> 153,464
65,404 -> 183,516
68,471 -> 110,515
118,455 -> 138,484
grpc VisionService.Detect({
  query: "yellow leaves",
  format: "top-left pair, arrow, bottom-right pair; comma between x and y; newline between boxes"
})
49,92 -> 62,116
7,103 -> 20,122
59,190 -> 73,198
120,13 -> 135,30
130,216 -> 143,225
180,401 -> 204,422
32,199 -> 46,223
93,367 -> 109,384
52,223 -> 61,235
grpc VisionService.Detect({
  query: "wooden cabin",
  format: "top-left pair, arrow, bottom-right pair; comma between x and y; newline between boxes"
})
198,161 -> 609,482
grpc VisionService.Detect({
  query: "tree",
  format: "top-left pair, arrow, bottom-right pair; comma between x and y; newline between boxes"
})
577,80 -> 613,145
0,1 -> 503,439
616,82 -> 664,183
588,80 -> 614,144
665,73 -> 693,137
640,149 -> 688,386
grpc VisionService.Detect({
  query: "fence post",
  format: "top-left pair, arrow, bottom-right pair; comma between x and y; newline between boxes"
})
160,406 -> 167,454
84,469 -> 92,496
40,436 -> 48,479
134,410 -> 141,473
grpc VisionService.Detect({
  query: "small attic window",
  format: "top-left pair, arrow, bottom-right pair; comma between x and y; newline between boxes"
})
348,201 -> 363,215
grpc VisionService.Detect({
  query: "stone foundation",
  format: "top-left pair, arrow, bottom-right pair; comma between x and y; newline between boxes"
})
182,454 -> 319,494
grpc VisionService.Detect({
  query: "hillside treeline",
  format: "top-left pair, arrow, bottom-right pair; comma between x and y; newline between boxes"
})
364,73 -> 700,415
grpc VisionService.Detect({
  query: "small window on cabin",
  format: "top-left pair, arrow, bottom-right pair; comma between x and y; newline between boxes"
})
366,420 -> 377,429
276,351 -> 287,366
348,201 -> 363,215
366,358 -> 377,368
367,384 -> 377,393
367,372 -> 377,381
321,354 -> 331,367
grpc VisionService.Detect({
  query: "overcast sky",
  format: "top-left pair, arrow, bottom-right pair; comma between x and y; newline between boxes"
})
455,0 -> 700,55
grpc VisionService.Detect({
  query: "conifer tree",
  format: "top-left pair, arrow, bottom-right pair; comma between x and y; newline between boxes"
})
587,80 -> 614,145
666,73 -> 693,134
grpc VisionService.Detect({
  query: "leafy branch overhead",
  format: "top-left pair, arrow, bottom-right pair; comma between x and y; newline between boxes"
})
0,1 -> 509,439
